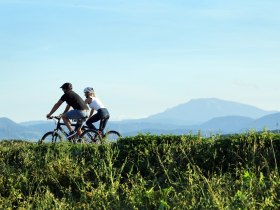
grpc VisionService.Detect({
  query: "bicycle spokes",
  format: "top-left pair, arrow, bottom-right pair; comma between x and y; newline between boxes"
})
104,131 -> 121,142
80,129 -> 101,144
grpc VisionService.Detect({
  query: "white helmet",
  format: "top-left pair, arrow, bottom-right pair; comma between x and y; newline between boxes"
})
83,87 -> 94,93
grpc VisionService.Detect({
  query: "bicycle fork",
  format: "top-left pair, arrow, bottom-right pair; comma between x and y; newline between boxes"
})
51,129 -> 60,143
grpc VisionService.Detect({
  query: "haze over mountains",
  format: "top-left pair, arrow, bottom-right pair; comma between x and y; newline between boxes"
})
1,98 -> 280,140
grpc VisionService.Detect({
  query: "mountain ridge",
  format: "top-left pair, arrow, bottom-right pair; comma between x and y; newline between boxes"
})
0,117 -> 41,139
1,98 -> 279,139
145,98 -> 276,125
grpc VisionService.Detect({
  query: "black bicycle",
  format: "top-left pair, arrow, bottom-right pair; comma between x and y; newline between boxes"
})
39,116 -> 121,144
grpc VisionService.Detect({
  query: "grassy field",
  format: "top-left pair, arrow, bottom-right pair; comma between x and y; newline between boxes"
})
0,131 -> 280,209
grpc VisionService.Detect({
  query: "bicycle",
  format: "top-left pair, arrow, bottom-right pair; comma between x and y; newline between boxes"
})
77,122 -> 122,144
39,116 -> 95,144
39,116 -> 121,144
86,128 -> 122,144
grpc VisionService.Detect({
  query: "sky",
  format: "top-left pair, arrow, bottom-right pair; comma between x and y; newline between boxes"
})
0,0 -> 280,122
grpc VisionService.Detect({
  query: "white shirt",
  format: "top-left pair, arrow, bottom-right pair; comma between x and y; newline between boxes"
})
88,96 -> 105,110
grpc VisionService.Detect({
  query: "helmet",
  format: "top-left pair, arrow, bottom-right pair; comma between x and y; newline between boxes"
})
60,82 -> 72,90
83,87 -> 94,93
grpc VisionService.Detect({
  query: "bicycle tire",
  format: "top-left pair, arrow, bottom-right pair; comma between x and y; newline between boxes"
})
80,129 -> 102,144
39,131 -> 63,144
104,130 -> 121,142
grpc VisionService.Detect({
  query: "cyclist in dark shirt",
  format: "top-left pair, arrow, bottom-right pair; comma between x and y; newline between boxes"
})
46,83 -> 89,138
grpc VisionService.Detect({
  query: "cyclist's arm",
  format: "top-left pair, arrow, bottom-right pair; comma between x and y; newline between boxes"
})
85,98 -> 90,104
89,109 -> 94,118
47,100 -> 64,117
62,104 -> 71,114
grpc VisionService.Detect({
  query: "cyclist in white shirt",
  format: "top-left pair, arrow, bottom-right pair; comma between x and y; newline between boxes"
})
83,87 -> 110,133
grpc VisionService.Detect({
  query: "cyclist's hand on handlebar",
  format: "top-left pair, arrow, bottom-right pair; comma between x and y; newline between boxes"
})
46,114 -> 52,119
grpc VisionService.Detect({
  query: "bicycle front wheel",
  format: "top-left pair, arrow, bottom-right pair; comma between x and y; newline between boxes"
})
80,129 -> 102,144
39,131 -> 62,144
104,130 -> 121,142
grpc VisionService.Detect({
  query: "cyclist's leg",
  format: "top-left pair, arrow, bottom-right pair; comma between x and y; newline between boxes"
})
65,110 -> 88,136
86,113 -> 101,131
76,111 -> 89,136
76,117 -> 88,136
98,109 -> 110,133
99,116 -> 109,133
62,113 -> 73,133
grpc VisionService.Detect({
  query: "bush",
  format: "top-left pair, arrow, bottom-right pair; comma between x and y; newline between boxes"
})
0,132 -> 279,209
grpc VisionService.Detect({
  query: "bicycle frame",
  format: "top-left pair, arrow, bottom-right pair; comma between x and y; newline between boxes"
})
40,116 -> 121,144
51,120 -> 68,139
50,117 -> 87,141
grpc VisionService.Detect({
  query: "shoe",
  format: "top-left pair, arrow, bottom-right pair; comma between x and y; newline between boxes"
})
67,131 -> 77,139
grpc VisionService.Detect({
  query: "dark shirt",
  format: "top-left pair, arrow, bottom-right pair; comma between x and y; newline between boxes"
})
60,90 -> 88,110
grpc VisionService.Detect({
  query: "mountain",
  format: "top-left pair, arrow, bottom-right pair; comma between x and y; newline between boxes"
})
1,98 -> 279,139
107,120 -> 187,134
20,120 -> 49,126
111,112 -> 280,136
145,98 -> 275,125
0,117 -> 41,140
20,121 -> 54,134
200,116 -> 254,133
247,113 -> 280,131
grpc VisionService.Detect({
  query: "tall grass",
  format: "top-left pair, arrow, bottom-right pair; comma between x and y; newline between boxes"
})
0,131 -> 279,209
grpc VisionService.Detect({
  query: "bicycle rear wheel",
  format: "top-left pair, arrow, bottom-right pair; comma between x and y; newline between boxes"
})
80,129 -> 102,144
39,131 -> 62,144
104,130 -> 121,142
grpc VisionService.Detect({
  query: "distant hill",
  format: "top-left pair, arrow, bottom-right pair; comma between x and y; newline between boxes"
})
107,120 -> 187,134
0,117 -> 40,140
20,121 -> 54,134
247,113 -> 280,131
1,98 -> 279,139
200,116 -> 254,133
20,120 -> 49,126
145,98 -> 275,125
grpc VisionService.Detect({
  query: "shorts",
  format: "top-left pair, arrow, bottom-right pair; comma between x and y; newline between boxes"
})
65,110 -> 89,120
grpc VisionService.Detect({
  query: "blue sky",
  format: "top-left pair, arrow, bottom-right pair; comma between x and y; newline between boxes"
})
0,0 -> 280,122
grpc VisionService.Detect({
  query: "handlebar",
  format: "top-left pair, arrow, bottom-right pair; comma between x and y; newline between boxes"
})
47,116 -> 61,120
47,115 -> 88,122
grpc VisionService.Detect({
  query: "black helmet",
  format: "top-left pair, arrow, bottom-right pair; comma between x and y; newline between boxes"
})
60,82 -> 72,90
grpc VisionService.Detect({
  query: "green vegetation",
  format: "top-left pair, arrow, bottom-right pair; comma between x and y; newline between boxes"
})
0,131 -> 280,209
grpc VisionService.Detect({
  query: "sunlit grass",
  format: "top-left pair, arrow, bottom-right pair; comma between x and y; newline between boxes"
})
0,132 -> 279,209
